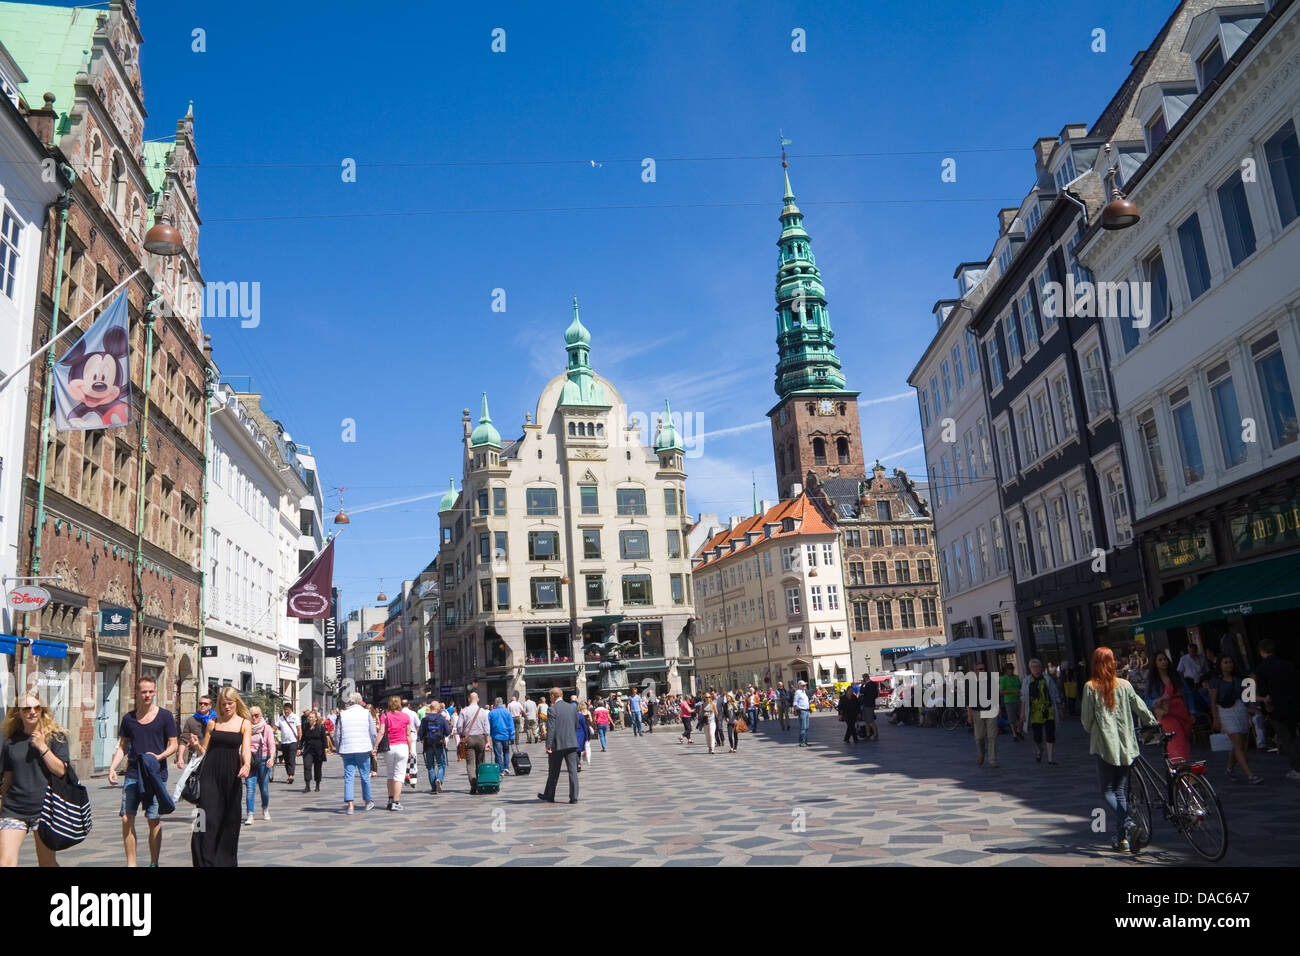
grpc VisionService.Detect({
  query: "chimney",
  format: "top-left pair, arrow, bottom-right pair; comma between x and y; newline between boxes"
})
998,208 -> 1019,233
729,516 -> 743,530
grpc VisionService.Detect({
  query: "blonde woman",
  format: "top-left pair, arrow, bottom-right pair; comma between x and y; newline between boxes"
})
705,693 -> 719,754
0,693 -> 70,866
191,686 -> 251,867
378,696 -> 415,811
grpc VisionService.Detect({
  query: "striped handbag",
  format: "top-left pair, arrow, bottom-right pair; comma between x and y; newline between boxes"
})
37,761 -> 93,851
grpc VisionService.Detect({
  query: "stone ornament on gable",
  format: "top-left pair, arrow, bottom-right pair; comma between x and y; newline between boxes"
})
49,559 -> 82,593
145,593 -> 165,619
102,576 -> 130,608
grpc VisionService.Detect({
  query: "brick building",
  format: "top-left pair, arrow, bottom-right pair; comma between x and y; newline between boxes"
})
5,1 -> 208,770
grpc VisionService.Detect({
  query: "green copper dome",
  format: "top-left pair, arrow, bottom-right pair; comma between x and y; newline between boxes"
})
564,296 -> 591,346
773,163 -> 847,398
438,479 -> 458,513
654,399 -> 684,452
559,297 -> 609,407
470,392 -> 502,448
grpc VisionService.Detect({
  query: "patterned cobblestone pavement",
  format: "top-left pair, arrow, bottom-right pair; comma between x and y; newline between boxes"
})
28,712 -> 1300,866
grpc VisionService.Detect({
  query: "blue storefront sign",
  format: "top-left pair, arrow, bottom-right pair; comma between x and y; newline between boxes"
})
0,635 -> 18,655
31,640 -> 67,659
99,607 -> 131,636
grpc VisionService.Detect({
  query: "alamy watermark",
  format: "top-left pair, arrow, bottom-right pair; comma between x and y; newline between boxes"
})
898,671 -> 999,717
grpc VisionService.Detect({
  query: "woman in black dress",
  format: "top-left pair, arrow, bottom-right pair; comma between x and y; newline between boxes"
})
191,686 -> 250,867
298,711 -> 327,792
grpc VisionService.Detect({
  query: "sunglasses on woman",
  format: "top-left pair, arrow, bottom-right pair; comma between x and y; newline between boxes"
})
19,706 -> 41,713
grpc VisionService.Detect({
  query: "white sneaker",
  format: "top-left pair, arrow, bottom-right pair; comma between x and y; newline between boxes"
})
1286,770 -> 1300,781
262,809 -> 271,822
243,816 -> 252,826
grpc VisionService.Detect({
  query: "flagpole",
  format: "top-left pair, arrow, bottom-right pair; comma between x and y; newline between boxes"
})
0,267 -> 143,396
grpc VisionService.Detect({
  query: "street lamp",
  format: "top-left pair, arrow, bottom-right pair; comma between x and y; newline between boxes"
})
1100,144 -> 1140,230
333,486 -> 351,525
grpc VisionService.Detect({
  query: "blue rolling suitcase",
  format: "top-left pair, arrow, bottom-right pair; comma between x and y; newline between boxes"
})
476,762 -> 501,794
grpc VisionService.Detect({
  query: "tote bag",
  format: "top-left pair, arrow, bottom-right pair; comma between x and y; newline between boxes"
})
37,761 -> 93,851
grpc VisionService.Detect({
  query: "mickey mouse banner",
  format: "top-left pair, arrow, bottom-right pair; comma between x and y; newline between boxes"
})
53,291 -> 132,430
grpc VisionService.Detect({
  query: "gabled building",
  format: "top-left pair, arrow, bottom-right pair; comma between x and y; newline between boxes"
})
5,1 -> 209,769
692,493 -> 854,690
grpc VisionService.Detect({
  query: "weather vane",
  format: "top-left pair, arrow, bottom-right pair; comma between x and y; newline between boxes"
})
780,130 -> 792,168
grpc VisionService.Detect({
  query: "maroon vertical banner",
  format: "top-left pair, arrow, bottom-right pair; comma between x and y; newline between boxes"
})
287,538 -> 335,618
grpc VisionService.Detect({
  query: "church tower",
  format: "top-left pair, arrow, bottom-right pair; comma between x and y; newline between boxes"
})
767,161 -> 863,497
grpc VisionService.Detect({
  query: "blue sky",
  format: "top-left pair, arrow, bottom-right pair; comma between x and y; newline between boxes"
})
49,0 -> 1173,614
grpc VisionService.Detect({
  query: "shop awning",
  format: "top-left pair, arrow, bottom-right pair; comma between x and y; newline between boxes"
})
31,640 -> 67,659
1131,551 -> 1300,635
0,635 -> 17,655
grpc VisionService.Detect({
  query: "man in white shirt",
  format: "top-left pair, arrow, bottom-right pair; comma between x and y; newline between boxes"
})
793,680 -> 812,747
508,692 -> 525,743
275,703 -> 300,785
523,696 -> 539,742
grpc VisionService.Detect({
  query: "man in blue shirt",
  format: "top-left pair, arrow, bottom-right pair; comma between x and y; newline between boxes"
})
489,698 -> 516,774
628,687 -> 645,737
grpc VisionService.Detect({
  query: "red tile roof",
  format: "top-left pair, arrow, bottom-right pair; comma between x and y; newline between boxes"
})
691,492 -> 836,569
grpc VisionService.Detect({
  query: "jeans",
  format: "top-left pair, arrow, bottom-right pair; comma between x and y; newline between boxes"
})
424,743 -> 446,787
596,725 -> 608,750
1096,757 -> 1131,841
680,717 -> 692,739
798,708 -> 810,744
630,712 -> 644,736
728,723 -> 739,750
342,752 -> 372,804
748,706 -> 759,728
245,760 -> 270,814
493,738 -> 512,770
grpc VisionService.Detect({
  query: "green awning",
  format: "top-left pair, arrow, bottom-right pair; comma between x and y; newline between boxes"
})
1131,551 -> 1300,635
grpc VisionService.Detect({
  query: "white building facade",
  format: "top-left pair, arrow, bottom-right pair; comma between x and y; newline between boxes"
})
1078,0 -> 1300,659
436,305 -> 696,702
205,385 -> 297,699
910,281 -> 1024,662
0,49 -> 63,659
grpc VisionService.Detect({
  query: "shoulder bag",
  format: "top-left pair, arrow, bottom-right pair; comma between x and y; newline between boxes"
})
180,755 -> 203,804
37,757 -> 93,851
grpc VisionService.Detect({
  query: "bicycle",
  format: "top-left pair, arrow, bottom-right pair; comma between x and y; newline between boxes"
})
941,706 -> 971,732
1127,724 -> 1228,862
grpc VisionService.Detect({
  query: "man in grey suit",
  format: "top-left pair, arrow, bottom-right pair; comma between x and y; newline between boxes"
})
538,687 -> 579,803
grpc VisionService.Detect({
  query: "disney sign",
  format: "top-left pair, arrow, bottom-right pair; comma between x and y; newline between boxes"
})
6,585 -> 51,612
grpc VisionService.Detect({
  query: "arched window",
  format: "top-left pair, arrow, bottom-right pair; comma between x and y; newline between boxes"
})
568,422 -> 576,436
129,196 -> 142,237
596,423 -> 604,437
108,152 -> 125,218
777,448 -> 786,474
837,437 -> 850,464
812,438 -> 826,465
787,442 -> 797,473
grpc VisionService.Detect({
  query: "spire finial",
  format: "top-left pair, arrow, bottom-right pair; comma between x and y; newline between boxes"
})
573,295 -> 579,320
479,391 -> 492,424
752,472 -> 759,516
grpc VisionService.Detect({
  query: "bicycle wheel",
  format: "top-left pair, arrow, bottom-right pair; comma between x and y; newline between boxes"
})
1173,768 -> 1228,862
1127,763 -> 1154,852
941,707 -> 959,731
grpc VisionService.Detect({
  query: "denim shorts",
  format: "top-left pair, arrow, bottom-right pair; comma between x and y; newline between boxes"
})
120,777 -> 162,820
0,816 -> 38,832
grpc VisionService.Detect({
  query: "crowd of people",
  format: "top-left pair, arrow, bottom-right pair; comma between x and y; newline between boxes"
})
2,643 -> 1296,865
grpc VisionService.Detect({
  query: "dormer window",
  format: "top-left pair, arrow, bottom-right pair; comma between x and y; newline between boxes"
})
1145,111 -> 1169,152
1197,41 -> 1225,88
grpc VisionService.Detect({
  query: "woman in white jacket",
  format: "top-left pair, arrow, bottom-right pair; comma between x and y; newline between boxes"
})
336,694 -> 377,815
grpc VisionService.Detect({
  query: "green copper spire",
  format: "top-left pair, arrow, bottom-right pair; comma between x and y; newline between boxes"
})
773,162 -> 847,398
752,472 -> 759,516
654,399 -> 684,452
470,392 -> 501,448
438,479 -> 458,513
559,297 -> 609,407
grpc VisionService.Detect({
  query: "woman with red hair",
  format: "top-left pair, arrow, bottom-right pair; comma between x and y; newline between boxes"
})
1081,646 -> 1156,853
